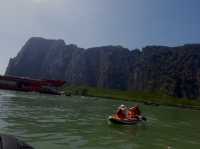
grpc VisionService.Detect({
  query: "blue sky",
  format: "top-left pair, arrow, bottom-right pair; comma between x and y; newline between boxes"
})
0,0 -> 200,74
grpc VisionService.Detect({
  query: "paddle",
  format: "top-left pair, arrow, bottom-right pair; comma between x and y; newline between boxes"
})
142,116 -> 147,121
139,116 -> 147,121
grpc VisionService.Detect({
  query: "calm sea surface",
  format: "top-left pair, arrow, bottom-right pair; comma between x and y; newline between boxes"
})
0,90 -> 200,149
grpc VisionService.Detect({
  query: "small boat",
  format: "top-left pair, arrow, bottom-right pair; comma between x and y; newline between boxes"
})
108,104 -> 146,125
108,115 -> 146,125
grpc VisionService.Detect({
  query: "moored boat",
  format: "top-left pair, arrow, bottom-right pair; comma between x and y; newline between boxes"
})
0,75 -> 65,95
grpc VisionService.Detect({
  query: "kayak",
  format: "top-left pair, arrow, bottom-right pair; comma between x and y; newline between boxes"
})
108,115 -> 142,125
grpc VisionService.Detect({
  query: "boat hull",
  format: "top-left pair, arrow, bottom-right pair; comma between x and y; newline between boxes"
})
108,116 -> 140,125
0,75 -> 65,95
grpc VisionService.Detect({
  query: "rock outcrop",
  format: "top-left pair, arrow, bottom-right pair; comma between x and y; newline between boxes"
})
5,37 -> 200,99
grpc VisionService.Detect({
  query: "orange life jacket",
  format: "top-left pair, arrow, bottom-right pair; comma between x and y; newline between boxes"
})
129,106 -> 141,116
116,109 -> 126,119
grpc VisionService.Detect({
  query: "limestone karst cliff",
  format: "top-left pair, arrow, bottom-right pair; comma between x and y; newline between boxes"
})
6,37 -> 200,99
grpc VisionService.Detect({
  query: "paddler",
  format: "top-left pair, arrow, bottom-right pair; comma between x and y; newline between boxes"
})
129,105 -> 141,116
129,105 -> 147,121
116,104 -> 129,119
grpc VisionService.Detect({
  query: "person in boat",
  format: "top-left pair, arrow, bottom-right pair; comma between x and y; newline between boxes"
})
116,104 -> 129,119
128,105 -> 141,120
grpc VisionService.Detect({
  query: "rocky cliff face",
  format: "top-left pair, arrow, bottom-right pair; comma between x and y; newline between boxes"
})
5,37 -> 200,99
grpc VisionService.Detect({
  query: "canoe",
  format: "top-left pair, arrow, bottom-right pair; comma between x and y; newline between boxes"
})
108,115 -> 141,125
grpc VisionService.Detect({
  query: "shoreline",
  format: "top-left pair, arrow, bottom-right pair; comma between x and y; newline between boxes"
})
63,86 -> 200,111
85,94 -> 200,110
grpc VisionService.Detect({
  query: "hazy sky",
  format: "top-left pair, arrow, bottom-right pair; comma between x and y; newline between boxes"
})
0,0 -> 200,74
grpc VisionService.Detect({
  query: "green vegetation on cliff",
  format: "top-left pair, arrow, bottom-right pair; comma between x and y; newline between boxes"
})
63,86 -> 200,110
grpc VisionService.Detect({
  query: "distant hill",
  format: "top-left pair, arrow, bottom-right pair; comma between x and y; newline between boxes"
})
5,37 -> 200,99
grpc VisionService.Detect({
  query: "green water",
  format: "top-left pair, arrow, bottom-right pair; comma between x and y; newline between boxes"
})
0,90 -> 200,149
